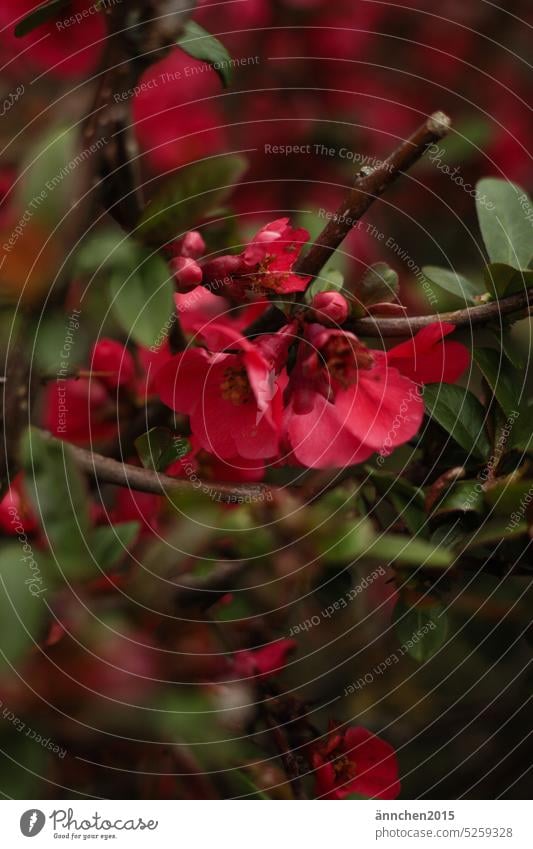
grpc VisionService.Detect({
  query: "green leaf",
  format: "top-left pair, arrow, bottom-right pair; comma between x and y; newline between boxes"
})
305,269 -> 344,303
393,600 -> 449,662
476,179 -> 533,269
429,480 -> 485,516
423,384 -> 491,460
75,227 -> 134,277
135,427 -> 191,472
365,536 -> 453,569
14,0 -> 68,37
91,523 -> 140,571
483,263 -> 533,298
177,20 -> 233,88
138,156 -> 247,245
0,545 -> 48,669
358,262 -> 399,305
20,428 -> 91,578
435,117 -> 492,164
228,770 -> 271,800
462,520 -> 528,549
18,124 -> 77,226
422,266 -> 480,303
321,520 -> 375,563
365,469 -> 426,535
473,348 -> 522,417
109,252 -> 174,348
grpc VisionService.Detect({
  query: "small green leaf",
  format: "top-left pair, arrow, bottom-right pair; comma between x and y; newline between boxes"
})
423,384 -> 491,460
0,545 -> 48,669
435,117 -> 492,164
366,469 -> 426,535
365,535 -> 453,569
476,179 -> 533,269
138,156 -> 247,245
177,21 -> 233,88
473,348 -> 522,417
321,520 -> 375,563
422,266 -> 480,303
135,427 -> 191,472
21,428 -> 91,577
109,252 -> 174,348
393,600 -> 449,662
358,262 -> 399,305
91,523 -> 140,571
430,480 -> 485,516
305,269 -> 344,303
14,0 -> 68,37
229,770 -> 271,800
484,262 -> 533,298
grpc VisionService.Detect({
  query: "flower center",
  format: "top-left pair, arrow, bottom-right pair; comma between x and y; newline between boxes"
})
322,336 -> 374,387
333,755 -> 358,782
220,365 -> 253,405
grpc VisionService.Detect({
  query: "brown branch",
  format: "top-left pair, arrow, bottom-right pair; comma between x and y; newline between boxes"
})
246,112 -> 451,337
48,435 -> 280,504
296,111 -> 451,279
348,288 -> 533,337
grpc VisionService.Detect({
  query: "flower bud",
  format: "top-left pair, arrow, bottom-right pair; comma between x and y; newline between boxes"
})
170,230 -> 206,259
171,256 -> 203,292
312,290 -> 349,325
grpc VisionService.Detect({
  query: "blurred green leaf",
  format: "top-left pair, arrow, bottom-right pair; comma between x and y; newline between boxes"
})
476,179 -> 533,269
228,770 -> 271,799
91,522 -> 140,571
0,545 -> 48,669
366,469 -> 426,535
473,348 -> 522,417
422,266 -> 480,303
436,117 -> 492,164
358,262 -> 399,306
15,0 -> 68,37
135,428 -> 190,472
430,481 -> 485,516
75,226 -> 134,277
365,535 -> 453,569
305,269 -> 344,303
484,263 -> 533,298
109,252 -> 173,348
19,125 -> 76,225
177,21 -> 233,87
423,384 -> 491,460
21,428 -> 90,577
393,599 -> 449,662
321,520 -> 374,563
138,156 -> 247,245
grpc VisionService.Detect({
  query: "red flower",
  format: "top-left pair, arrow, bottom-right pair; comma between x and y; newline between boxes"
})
230,639 -> 297,681
385,322 -> 470,385
0,0 -> 104,78
202,218 -> 311,298
43,377 -> 116,445
0,473 -> 38,535
311,725 -> 400,800
90,339 -> 136,389
133,50 -> 226,173
154,327 -> 284,460
166,436 -> 265,483
283,325 -> 424,468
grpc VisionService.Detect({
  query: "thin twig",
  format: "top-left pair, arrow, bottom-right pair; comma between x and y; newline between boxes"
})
348,288 -> 533,337
246,112 -> 451,337
46,433 -> 280,503
296,111 -> 451,279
